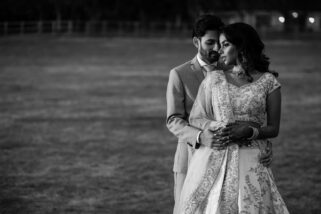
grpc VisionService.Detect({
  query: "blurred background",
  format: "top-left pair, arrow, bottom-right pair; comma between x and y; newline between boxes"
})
0,0 -> 320,214
1,0 -> 321,38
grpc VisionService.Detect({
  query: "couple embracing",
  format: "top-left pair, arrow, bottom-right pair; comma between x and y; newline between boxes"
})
166,14 -> 289,214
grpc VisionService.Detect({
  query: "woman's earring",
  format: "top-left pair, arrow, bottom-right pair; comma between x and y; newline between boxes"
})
240,52 -> 247,63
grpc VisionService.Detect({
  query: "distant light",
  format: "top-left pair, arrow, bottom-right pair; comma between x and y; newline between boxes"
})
309,17 -> 315,24
278,16 -> 285,23
292,12 -> 298,18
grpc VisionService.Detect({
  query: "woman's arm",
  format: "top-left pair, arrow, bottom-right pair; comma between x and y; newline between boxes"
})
219,88 -> 281,140
257,87 -> 281,139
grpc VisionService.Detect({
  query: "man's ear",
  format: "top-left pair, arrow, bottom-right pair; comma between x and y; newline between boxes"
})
192,37 -> 199,49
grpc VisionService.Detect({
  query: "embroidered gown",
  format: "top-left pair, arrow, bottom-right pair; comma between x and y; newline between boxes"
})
178,71 -> 289,214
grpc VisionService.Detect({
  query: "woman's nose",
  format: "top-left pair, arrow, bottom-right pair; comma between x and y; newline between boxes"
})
213,43 -> 220,51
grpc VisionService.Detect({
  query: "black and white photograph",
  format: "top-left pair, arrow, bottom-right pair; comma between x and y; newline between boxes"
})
0,1 -> 320,213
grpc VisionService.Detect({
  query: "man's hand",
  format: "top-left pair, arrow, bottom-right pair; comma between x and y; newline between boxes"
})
259,141 -> 273,167
199,128 -> 227,150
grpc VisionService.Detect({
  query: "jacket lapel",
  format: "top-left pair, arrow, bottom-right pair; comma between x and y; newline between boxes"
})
190,56 -> 205,85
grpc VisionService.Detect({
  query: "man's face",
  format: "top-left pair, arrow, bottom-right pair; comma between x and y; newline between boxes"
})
194,30 -> 220,64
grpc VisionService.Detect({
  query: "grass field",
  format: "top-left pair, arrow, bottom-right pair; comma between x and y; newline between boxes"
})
0,36 -> 320,214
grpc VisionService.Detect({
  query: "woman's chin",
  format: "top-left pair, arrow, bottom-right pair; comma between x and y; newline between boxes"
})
223,61 -> 230,65
224,60 -> 235,66
219,58 -> 227,65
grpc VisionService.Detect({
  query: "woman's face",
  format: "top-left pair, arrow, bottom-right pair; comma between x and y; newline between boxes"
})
219,34 -> 238,65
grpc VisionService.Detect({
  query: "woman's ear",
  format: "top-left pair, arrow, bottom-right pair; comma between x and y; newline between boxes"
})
236,50 -> 244,65
192,37 -> 199,49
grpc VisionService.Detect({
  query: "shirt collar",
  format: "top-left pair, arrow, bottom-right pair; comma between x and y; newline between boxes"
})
197,53 -> 217,67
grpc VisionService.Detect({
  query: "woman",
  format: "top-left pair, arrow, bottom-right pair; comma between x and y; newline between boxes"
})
178,23 -> 289,214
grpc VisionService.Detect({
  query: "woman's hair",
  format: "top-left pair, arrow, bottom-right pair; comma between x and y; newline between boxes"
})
220,22 -> 278,81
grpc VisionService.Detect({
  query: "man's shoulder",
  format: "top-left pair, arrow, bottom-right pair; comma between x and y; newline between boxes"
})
171,59 -> 194,75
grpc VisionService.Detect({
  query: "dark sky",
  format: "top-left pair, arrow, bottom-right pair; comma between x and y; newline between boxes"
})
1,0 -> 320,21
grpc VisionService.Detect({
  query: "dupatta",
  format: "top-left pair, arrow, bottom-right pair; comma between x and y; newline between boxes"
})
179,70 -> 239,214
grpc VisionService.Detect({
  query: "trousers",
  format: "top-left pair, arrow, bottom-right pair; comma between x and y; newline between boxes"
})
173,172 -> 186,214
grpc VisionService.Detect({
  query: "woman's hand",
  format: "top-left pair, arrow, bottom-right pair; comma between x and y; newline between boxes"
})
221,123 -> 252,141
217,121 -> 260,143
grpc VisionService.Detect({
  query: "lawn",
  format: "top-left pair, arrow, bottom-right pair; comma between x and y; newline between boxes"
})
0,36 -> 320,214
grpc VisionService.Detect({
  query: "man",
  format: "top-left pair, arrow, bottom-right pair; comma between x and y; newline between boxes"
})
166,14 -> 272,214
166,14 -> 225,214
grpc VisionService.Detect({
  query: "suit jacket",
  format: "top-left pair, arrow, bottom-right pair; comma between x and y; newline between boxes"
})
166,56 -> 205,173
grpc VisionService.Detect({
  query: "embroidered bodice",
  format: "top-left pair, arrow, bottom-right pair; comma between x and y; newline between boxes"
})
227,72 -> 281,125
181,71 -> 289,214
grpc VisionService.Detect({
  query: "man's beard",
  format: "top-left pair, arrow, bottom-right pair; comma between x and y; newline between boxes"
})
199,47 -> 220,64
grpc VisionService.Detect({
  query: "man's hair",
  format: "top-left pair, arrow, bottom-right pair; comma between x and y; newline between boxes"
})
192,14 -> 224,38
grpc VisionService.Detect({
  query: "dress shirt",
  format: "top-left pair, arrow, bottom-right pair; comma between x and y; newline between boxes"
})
197,53 -> 218,76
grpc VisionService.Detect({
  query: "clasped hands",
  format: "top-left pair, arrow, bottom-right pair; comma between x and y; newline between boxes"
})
199,121 -> 257,149
199,121 -> 272,166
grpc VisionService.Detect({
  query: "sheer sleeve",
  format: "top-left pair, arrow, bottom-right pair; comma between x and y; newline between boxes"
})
189,79 -> 213,130
189,75 -> 227,131
267,73 -> 281,94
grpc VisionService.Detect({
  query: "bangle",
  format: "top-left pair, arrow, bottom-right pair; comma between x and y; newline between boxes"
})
196,130 -> 203,144
248,126 -> 259,140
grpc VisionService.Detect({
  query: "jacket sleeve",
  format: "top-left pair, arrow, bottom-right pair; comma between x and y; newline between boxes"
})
166,69 -> 200,148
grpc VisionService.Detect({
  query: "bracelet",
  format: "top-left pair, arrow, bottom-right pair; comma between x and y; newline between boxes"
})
196,130 -> 203,144
248,126 -> 259,140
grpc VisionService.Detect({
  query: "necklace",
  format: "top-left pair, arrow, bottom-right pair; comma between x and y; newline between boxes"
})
232,65 -> 247,79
